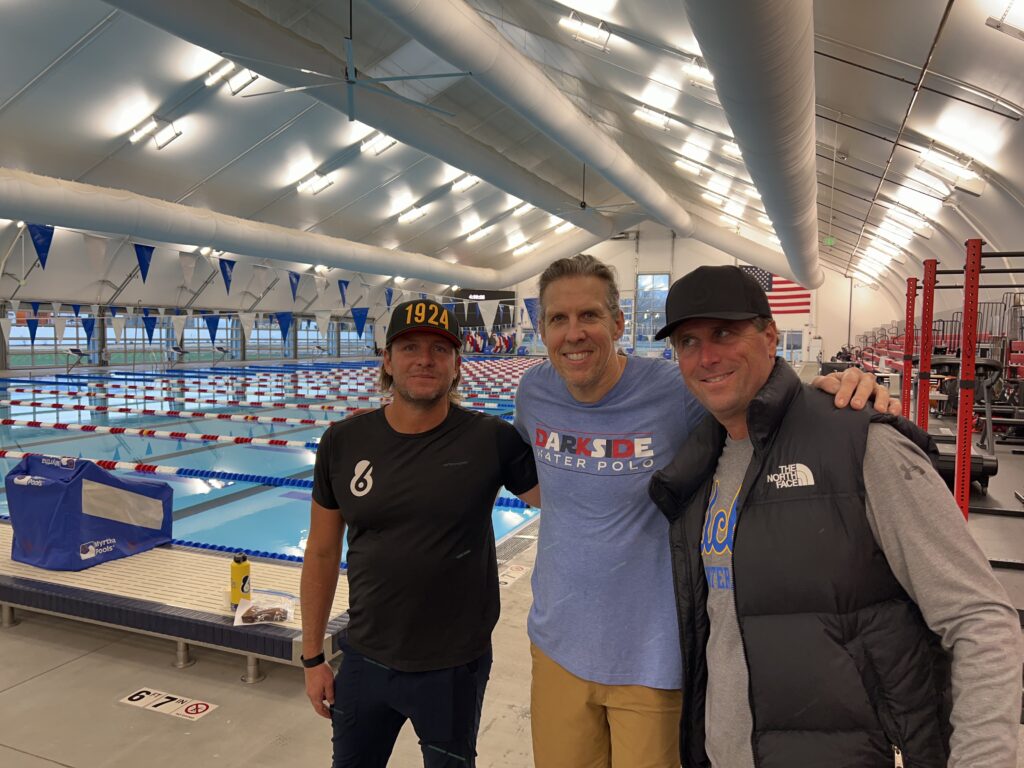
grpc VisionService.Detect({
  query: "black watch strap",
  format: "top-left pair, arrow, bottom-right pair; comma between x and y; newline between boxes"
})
301,652 -> 326,668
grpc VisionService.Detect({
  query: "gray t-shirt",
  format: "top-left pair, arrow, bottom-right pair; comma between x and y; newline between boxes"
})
702,424 -> 1022,768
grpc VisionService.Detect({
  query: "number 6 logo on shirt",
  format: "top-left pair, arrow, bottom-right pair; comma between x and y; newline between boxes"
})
350,459 -> 373,497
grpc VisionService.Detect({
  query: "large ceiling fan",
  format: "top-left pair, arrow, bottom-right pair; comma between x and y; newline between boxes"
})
224,0 -> 471,120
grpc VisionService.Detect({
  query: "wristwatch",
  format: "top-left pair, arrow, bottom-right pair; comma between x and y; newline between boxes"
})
301,652 -> 326,668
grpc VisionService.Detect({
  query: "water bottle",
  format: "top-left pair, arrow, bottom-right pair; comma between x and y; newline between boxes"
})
230,552 -> 250,610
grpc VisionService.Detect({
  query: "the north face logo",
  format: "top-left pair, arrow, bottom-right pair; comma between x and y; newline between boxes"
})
766,463 -> 815,489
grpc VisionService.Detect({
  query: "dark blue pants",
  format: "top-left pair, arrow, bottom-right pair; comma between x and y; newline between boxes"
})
331,638 -> 492,768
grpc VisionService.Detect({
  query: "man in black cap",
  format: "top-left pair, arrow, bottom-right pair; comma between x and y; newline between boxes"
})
300,298 -> 539,768
648,265 -> 1021,768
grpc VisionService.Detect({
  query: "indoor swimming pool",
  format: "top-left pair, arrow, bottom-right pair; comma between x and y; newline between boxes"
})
0,358 -> 541,563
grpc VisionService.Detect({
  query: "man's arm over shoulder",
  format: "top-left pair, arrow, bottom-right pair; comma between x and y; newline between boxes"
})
863,425 -> 1022,767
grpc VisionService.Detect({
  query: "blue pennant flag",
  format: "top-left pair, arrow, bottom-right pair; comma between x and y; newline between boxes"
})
523,297 -> 540,330
338,279 -> 350,306
419,292 -> 427,299
112,447 -> 121,462
142,315 -> 158,343
134,244 -> 155,283
275,311 -> 293,341
443,302 -> 456,316
30,301 -> 40,316
26,318 -> 39,343
384,287 -> 394,307
351,307 -> 369,339
27,224 -> 54,269
145,442 -> 153,456
81,317 -> 96,342
109,306 -> 119,318
219,258 -> 236,295
204,314 -> 220,343
71,304 -> 81,317
288,271 -> 301,302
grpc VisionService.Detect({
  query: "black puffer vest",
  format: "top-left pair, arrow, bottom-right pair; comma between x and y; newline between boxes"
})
649,361 -> 951,768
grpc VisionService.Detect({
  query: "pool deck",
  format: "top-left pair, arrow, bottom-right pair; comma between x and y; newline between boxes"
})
0,539 -> 540,768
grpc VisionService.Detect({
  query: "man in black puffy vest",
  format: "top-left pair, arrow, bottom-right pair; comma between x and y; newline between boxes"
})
648,265 -> 1022,768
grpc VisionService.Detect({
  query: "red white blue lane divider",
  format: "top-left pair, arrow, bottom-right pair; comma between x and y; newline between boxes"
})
0,448 -> 313,488
0,418 -> 322,450
0,399 -> 336,427
1,389 -> 511,411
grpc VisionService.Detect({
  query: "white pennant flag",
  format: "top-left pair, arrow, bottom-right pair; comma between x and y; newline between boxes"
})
479,300 -> 500,331
251,265 -> 270,295
171,314 -> 188,342
111,316 -> 126,341
237,312 -> 256,341
9,299 -> 19,313
52,302 -> 62,316
314,311 -> 333,340
156,307 -> 165,315
0,318 -> 10,341
90,304 -> 99,316
179,251 -> 198,287
84,235 -> 107,276
374,311 -> 389,349
53,316 -> 67,341
315,276 -> 328,296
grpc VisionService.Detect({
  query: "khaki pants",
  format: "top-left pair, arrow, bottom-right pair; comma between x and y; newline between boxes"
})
530,644 -> 682,768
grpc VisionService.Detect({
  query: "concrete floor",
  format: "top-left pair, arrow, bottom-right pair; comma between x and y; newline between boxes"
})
1,534 -> 1022,768
0,543 -> 538,768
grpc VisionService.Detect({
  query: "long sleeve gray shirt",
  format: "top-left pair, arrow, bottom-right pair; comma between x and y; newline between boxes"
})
702,424 -> 1023,767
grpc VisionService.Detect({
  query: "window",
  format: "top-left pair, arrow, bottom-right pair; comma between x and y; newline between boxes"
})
635,273 -> 670,354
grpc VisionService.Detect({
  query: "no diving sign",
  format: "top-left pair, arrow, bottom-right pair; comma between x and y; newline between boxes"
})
119,688 -> 218,721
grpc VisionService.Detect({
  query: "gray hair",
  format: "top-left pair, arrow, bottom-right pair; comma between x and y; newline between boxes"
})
537,253 -> 620,326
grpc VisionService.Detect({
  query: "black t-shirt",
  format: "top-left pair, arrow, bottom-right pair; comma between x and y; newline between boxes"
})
312,405 -> 537,671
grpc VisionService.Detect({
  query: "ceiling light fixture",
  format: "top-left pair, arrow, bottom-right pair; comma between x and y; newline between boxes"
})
985,9 -> 1024,44
758,215 -> 771,226
723,141 -> 741,158
558,12 -> 612,51
296,172 -> 334,195
634,106 -> 670,130
228,69 -> 259,95
153,121 -> 182,150
129,117 -> 159,144
398,205 -> 426,224
555,220 -> 576,235
204,60 -> 235,87
466,226 -> 493,242
674,158 -> 702,176
707,175 -> 732,196
394,276 -> 406,284
684,59 -> 714,83
512,202 -> 534,217
701,191 -> 725,205
513,242 -> 537,256
723,200 -> 746,218
452,174 -> 480,193
362,133 -> 397,156
680,141 -> 710,163
851,270 -> 877,285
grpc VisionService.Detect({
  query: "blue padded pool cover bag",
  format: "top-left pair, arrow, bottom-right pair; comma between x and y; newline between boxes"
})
5,455 -> 173,571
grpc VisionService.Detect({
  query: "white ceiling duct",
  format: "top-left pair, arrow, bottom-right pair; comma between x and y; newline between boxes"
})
681,0 -> 823,288
105,0 -> 616,238
371,0 -> 809,285
0,167 -> 640,289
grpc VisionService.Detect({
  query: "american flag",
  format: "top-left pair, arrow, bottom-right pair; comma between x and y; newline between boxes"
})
740,266 -> 812,315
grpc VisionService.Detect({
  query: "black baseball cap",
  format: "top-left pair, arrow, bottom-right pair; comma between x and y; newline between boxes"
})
653,265 -> 773,341
386,299 -> 461,348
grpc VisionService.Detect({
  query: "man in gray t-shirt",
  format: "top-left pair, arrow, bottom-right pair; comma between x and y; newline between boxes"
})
650,265 -> 1022,768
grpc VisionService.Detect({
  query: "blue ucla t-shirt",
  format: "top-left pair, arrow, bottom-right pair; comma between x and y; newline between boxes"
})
515,357 -> 705,688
